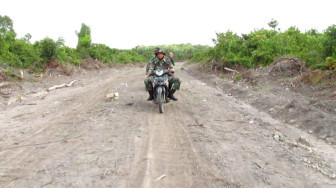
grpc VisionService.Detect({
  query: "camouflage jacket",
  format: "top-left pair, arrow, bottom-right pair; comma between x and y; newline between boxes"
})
148,57 -> 174,71
171,58 -> 175,66
146,56 -> 175,73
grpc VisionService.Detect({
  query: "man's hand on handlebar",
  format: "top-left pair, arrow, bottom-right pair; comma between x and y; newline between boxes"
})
147,70 -> 152,78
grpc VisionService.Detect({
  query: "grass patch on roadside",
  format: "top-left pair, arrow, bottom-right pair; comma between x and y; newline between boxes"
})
300,69 -> 336,86
257,84 -> 271,92
233,73 -> 242,82
1,69 -> 21,81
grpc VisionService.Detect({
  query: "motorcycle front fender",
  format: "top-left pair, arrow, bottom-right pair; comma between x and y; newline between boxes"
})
156,86 -> 163,94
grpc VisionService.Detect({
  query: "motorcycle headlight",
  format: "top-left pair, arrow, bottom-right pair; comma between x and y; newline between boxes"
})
156,69 -> 163,76
154,77 -> 166,85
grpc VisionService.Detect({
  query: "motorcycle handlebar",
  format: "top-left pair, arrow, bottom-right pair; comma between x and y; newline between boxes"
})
150,69 -> 172,76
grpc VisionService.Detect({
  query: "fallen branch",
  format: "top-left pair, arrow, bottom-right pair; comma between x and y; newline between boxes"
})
47,80 -> 77,91
224,67 -> 239,73
154,174 -> 166,181
65,80 -> 77,87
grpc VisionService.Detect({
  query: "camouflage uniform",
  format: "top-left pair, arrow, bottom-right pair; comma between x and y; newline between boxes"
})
170,57 -> 175,66
146,56 -> 156,74
146,56 -> 175,74
144,57 -> 181,92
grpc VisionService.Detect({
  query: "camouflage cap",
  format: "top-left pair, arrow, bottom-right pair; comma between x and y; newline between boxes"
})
154,48 -> 166,56
154,47 -> 160,55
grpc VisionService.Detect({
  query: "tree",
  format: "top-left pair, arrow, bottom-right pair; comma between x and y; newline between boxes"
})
35,38 -> 57,62
76,23 -> 91,57
24,33 -> 32,43
0,15 -> 14,33
268,19 -> 278,30
56,37 -> 65,47
76,23 -> 91,39
0,15 -> 16,55
324,25 -> 336,57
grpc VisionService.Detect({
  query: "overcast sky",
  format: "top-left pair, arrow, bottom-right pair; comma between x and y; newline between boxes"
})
1,0 -> 335,49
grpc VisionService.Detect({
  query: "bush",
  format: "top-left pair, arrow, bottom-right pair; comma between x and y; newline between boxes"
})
134,44 -> 210,61
196,25 -> 335,70
34,38 -> 57,62
76,23 -> 92,58
2,69 -> 20,80
8,39 -> 39,68
315,57 -> 336,70
89,44 -> 145,64
56,46 -> 81,66
324,25 -> 336,57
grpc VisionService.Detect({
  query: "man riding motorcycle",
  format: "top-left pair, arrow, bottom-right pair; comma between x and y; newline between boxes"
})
146,48 -> 175,74
144,48 -> 181,101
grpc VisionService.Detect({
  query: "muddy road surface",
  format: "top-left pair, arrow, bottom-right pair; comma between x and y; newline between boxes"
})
1,63 -> 336,187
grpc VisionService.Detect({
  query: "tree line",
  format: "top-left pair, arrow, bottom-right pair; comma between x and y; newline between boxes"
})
192,20 -> 336,70
0,15 -> 147,73
0,15 -> 210,74
133,44 -> 210,61
1,15 -> 336,74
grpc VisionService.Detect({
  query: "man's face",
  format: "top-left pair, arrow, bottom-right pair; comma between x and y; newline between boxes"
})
157,53 -> 164,60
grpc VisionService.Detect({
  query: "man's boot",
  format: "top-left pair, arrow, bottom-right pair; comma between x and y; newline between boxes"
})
168,89 -> 178,101
147,90 -> 154,101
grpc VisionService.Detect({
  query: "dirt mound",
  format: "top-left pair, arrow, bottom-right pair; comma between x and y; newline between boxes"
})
297,69 -> 336,100
238,57 -> 309,87
45,58 -> 109,76
299,69 -> 336,85
45,59 -> 61,69
260,57 -> 307,79
80,58 -> 107,70
44,59 -> 75,76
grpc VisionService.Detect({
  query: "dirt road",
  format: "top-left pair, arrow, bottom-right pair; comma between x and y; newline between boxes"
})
1,63 -> 336,187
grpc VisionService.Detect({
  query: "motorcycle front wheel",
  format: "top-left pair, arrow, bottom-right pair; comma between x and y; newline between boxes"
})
158,92 -> 164,113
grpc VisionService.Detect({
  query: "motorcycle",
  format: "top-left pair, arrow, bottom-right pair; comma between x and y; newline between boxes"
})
151,68 -> 170,113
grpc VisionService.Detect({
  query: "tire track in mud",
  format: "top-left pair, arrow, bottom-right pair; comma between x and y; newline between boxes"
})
127,65 -> 234,187
178,66 -> 336,187
1,64 -> 336,187
129,104 -> 202,188
129,63 -> 336,187
0,68 -> 141,187
0,80 -> 109,186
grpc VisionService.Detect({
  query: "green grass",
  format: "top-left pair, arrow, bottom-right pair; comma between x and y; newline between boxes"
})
283,77 -> 292,81
233,73 -> 242,82
2,69 -> 20,80
257,84 -> 271,92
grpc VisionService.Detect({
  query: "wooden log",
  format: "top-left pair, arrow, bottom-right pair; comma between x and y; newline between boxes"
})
47,80 -> 77,91
65,80 -> 77,87
224,67 -> 239,73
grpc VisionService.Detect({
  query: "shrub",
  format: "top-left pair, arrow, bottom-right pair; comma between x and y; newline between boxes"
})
34,38 -> 57,62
